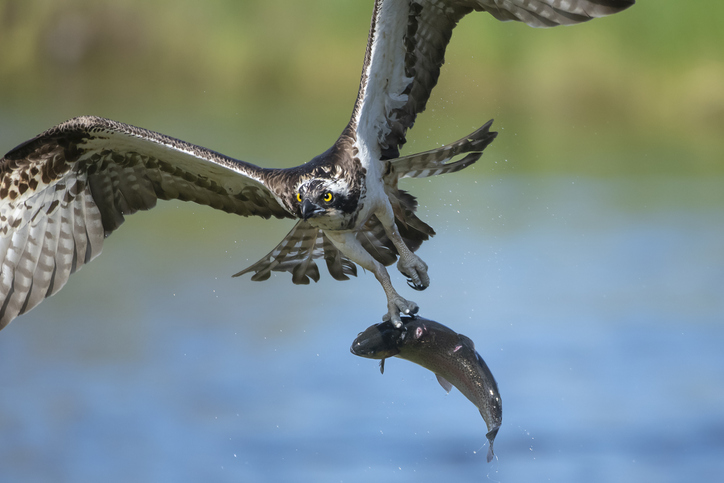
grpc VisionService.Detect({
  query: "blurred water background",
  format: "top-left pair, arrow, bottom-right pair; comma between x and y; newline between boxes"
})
1,1 -> 723,482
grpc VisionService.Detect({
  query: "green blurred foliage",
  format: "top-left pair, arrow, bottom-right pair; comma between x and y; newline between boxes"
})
0,0 -> 721,175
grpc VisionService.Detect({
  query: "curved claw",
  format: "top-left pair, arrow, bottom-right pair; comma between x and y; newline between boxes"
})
382,311 -> 401,328
397,254 -> 429,292
383,297 -> 419,328
406,279 -> 426,291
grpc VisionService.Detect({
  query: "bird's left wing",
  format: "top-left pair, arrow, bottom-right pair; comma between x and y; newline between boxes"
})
0,115 -> 293,329
350,0 -> 635,160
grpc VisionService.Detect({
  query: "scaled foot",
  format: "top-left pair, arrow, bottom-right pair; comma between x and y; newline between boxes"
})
382,295 -> 419,328
397,253 -> 430,291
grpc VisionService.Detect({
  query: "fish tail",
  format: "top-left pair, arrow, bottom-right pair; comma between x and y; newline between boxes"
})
485,426 -> 500,463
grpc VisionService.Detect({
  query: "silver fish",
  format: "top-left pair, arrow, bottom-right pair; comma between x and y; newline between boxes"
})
351,316 -> 502,462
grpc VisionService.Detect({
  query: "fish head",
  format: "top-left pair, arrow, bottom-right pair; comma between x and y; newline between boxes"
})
351,316 -> 444,359
350,320 -> 403,359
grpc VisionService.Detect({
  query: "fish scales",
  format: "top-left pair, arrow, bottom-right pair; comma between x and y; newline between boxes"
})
351,315 -> 502,462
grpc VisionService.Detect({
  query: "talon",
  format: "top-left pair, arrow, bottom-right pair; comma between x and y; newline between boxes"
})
406,279 -> 425,291
382,310 -> 403,328
384,295 -> 418,329
397,254 -> 430,291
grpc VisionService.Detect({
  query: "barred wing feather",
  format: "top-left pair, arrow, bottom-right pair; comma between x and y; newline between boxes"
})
0,116 -> 292,328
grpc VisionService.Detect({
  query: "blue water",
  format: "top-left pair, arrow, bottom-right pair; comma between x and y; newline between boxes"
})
1,176 -> 722,482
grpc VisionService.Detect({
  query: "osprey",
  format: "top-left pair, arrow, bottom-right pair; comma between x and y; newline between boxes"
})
0,0 -> 634,330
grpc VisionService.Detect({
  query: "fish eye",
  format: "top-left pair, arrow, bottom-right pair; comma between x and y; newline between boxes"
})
414,326 -> 425,339
296,192 -> 302,203
323,192 -> 333,203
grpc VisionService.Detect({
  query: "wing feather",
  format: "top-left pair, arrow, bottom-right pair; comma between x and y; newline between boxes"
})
0,115 -> 293,328
352,0 -> 634,160
49,191 -> 76,296
25,185 -> 61,311
480,0 -> 635,27
77,180 -> 104,268
0,214 -> 30,323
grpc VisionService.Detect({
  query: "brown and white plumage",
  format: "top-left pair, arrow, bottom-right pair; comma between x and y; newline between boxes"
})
0,0 -> 634,330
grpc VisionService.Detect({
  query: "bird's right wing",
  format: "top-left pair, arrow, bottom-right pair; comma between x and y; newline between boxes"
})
0,116 -> 293,329
477,0 -> 635,26
350,0 -> 634,161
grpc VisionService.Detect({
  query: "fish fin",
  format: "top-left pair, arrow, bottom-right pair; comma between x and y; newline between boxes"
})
379,359 -> 386,375
436,374 -> 453,393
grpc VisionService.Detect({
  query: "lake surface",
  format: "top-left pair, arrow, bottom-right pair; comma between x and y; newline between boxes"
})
0,174 -> 722,483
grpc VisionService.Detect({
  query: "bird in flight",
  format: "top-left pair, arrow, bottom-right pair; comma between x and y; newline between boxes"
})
0,0 -> 634,330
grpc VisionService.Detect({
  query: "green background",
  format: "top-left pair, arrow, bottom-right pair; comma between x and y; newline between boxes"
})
2,0 -> 721,176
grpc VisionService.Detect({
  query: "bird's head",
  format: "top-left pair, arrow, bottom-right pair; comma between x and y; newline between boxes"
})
293,178 -> 358,229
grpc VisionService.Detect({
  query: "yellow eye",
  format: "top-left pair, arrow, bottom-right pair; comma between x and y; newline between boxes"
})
296,192 -> 302,203
323,192 -> 333,203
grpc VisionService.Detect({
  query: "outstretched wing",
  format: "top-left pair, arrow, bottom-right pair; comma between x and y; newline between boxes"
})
350,0 -> 635,160
0,116 -> 293,329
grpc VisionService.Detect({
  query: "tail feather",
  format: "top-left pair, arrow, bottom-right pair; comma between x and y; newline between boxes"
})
390,188 -> 434,253
234,221 -> 324,284
355,217 -> 399,266
391,119 -> 496,179
322,236 -> 357,281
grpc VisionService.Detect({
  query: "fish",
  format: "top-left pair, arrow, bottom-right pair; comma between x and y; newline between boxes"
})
351,316 -> 502,462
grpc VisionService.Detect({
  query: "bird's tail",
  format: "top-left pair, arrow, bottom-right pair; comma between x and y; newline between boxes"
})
390,188 -> 434,253
390,120 -> 496,179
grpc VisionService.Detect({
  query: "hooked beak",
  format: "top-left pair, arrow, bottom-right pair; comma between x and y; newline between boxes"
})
300,199 -> 324,220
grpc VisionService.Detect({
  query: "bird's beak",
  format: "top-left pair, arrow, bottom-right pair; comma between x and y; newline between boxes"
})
300,199 -> 324,220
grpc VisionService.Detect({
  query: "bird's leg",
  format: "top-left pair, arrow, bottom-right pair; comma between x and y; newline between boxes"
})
376,205 -> 430,291
325,231 -> 417,327
374,261 -> 420,327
